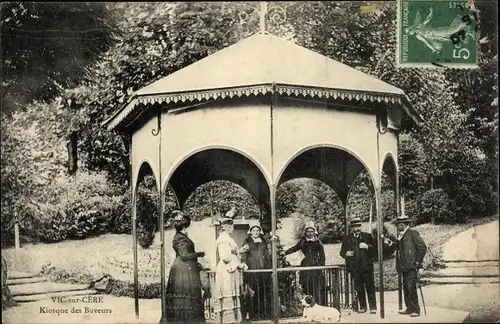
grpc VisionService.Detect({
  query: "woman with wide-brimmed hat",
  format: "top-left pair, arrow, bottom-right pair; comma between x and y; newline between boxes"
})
282,221 -> 326,305
162,210 -> 206,324
213,209 -> 249,323
241,219 -> 272,320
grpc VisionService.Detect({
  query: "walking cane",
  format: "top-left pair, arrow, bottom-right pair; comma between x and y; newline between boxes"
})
416,275 -> 427,315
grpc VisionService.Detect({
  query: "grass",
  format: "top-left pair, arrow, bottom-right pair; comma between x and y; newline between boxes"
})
280,215 -> 498,291
375,215 -> 499,291
2,215 -> 497,292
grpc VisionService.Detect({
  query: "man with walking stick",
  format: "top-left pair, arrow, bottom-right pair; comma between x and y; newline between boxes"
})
383,215 -> 427,317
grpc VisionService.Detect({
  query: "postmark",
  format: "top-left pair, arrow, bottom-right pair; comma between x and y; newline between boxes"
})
397,0 -> 480,68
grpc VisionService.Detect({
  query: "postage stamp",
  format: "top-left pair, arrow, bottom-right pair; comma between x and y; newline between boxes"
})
397,0 -> 480,68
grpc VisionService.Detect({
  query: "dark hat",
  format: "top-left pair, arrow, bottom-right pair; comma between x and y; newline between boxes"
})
350,217 -> 362,226
394,215 -> 411,223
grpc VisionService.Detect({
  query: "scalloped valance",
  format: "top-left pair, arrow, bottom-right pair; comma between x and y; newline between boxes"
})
104,83 -> 418,131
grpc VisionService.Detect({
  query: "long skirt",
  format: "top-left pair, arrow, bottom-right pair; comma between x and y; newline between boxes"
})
162,257 -> 205,324
214,265 -> 244,323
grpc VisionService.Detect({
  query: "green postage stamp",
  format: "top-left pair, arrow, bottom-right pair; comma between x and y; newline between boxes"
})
397,0 -> 480,68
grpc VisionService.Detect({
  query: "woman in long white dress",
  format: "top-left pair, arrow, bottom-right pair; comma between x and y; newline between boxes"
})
214,217 -> 249,323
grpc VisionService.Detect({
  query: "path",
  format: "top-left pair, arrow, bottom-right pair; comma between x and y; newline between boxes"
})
423,220 -> 499,285
442,220 -> 499,262
3,286 -> 479,324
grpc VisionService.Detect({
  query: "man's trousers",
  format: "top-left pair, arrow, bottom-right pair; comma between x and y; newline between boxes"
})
352,266 -> 377,311
402,269 -> 420,314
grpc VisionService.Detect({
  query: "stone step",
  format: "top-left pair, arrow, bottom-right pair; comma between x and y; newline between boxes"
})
7,271 -> 39,279
10,282 -> 90,297
7,276 -> 47,285
445,260 -> 498,268
422,276 -> 500,285
13,289 -> 98,303
426,266 -> 499,278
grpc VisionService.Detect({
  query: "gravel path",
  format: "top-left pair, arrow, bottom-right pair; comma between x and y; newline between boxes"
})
442,220 -> 499,262
3,283 -> 498,323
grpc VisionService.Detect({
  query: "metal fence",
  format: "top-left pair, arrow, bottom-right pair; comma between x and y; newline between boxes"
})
204,265 -> 355,321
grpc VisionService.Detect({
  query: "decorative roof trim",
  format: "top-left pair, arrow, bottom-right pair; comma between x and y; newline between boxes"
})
104,83 -> 422,131
275,84 -> 402,104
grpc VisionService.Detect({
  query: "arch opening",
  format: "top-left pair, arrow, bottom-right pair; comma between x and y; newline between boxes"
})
277,146 -> 375,206
182,180 -> 262,221
135,162 -> 158,245
382,154 -> 398,191
165,148 -> 271,218
277,178 -> 345,249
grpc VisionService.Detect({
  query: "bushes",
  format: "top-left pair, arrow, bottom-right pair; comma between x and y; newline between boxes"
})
292,214 -> 345,244
18,171 -> 128,244
411,189 -> 457,225
135,174 -> 159,249
1,286 -> 15,310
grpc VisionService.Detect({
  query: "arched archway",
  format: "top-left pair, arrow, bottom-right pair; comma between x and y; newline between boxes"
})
380,153 -> 399,223
345,170 -> 376,231
136,161 -> 157,191
277,145 -> 378,235
182,180 -> 262,219
164,147 -> 272,218
382,153 -> 398,191
277,145 -> 376,206
277,177 -> 345,247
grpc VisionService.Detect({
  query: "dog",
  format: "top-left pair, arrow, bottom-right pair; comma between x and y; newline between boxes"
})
301,295 -> 340,323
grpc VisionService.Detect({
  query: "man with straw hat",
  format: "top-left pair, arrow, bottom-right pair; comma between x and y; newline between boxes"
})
389,214 -> 427,317
340,217 -> 377,314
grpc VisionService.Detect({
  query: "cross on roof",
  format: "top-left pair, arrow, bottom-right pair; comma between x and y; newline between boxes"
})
259,2 -> 268,33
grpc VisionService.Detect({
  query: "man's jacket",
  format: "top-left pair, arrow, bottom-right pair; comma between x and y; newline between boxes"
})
340,231 -> 376,272
396,228 -> 427,271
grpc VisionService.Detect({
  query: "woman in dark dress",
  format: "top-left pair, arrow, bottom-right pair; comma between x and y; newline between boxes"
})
163,210 -> 206,324
283,221 -> 327,306
241,220 -> 272,320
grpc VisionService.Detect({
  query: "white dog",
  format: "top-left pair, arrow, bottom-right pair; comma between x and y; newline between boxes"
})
301,295 -> 340,323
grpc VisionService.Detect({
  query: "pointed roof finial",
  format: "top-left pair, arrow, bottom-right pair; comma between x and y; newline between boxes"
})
259,1 -> 268,33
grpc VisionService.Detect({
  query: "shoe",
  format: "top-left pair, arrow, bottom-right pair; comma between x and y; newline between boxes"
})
370,310 -> 377,314
358,309 -> 367,313
398,309 -> 412,315
410,312 -> 420,317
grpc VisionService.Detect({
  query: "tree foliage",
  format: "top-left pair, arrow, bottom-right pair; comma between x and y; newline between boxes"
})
1,2 -> 497,245
0,2 -> 117,115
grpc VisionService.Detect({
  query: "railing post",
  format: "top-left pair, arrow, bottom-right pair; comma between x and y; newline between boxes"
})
396,165 -> 403,311
132,187 -> 139,318
270,184 -> 279,324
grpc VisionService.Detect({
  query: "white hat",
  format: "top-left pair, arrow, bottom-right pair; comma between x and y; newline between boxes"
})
225,207 -> 237,218
247,219 -> 263,235
303,221 -> 318,235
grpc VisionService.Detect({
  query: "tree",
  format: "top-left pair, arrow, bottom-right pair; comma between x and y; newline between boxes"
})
183,181 -> 261,220
63,2 -> 261,184
0,2 -> 117,115
1,3 -> 118,244
286,1 -> 497,222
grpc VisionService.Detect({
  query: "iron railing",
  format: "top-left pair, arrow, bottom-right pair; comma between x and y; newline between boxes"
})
204,265 -> 355,321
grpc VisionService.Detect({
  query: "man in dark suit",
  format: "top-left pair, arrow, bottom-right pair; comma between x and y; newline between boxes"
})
340,217 -> 377,314
388,215 -> 427,317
